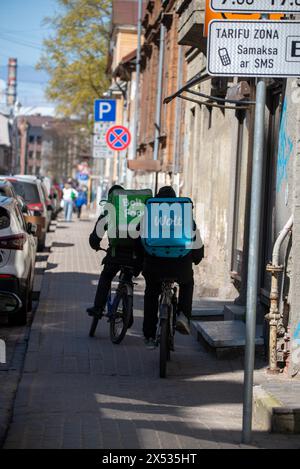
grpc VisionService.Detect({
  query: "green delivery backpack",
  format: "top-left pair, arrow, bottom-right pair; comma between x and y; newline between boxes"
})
107,189 -> 153,253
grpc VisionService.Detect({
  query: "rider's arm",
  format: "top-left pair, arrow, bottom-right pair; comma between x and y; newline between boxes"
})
191,221 -> 204,265
89,212 -> 108,251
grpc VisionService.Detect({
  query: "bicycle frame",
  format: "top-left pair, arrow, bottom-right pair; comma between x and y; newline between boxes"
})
106,266 -> 134,318
157,283 -> 178,341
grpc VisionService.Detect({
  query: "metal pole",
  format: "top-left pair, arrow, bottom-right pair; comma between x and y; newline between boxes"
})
173,45 -> 184,176
154,23 -> 166,162
132,0 -> 143,158
242,78 -> 267,444
153,22 -> 166,193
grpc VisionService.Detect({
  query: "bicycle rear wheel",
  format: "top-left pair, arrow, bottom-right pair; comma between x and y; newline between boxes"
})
110,292 -> 133,344
89,317 -> 100,338
159,317 -> 170,378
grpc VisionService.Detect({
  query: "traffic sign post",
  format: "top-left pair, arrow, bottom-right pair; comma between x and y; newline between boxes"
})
206,3 -> 300,445
242,77 -> 267,445
211,0 -> 300,13
208,20 -> 300,77
93,100 -> 116,159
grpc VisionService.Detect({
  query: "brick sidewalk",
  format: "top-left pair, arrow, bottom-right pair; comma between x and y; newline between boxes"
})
3,219 -> 300,449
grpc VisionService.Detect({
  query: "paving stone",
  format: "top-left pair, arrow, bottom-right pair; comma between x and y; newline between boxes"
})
2,218 -> 300,449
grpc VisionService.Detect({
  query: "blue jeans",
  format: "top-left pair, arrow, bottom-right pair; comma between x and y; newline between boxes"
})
64,200 -> 73,222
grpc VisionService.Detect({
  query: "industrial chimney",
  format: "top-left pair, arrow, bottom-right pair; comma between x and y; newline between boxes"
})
6,58 -> 17,108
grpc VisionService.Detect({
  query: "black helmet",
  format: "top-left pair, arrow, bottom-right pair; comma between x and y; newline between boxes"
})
156,186 -> 176,198
108,184 -> 124,195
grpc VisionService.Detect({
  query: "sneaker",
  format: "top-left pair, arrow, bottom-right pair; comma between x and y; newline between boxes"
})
176,312 -> 190,335
86,306 -> 103,319
144,337 -> 157,350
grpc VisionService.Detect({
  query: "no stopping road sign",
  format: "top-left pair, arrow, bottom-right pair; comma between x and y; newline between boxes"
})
106,126 -> 131,151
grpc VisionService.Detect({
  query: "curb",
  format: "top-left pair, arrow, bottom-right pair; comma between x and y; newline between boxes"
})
253,385 -> 300,434
0,222 -> 57,448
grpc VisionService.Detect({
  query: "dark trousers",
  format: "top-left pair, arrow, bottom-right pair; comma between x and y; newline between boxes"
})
143,274 -> 194,340
94,264 -> 120,310
94,263 -> 134,310
77,206 -> 82,218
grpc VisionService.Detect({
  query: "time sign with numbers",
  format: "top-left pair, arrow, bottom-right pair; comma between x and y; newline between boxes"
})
211,0 -> 300,13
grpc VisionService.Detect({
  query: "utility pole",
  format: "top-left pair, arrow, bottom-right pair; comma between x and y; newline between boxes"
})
242,13 -> 268,446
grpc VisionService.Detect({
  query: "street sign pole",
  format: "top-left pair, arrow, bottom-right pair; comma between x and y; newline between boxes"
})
242,77 -> 267,444
242,11 -> 269,444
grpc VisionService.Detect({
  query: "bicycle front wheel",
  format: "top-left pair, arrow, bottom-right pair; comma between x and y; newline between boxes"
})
110,292 -> 133,344
159,317 -> 170,378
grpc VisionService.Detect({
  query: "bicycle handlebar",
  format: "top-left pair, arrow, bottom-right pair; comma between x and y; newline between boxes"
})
96,246 -> 108,253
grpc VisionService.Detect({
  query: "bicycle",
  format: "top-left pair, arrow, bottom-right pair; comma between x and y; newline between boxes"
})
156,279 -> 178,378
89,261 -> 135,345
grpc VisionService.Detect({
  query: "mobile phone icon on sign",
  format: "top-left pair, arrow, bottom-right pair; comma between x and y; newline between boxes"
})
218,48 -> 231,66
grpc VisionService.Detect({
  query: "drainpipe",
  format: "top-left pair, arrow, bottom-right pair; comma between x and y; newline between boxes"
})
132,0 -> 143,159
173,45 -> 184,177
153,21 -> 166,193
266,215 -> 293,374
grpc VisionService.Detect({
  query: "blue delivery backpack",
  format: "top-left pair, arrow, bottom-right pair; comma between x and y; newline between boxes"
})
141,197 -> 194,258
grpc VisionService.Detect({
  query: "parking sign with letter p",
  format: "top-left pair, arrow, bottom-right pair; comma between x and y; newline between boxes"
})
94,99 -> 116,122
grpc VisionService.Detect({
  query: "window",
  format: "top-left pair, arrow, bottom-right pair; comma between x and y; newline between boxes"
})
29,136 -> 35,144
36,151 -> 41,160
28,151 -> 34,160
10,181 -> 40,204
36,136 -> 42,145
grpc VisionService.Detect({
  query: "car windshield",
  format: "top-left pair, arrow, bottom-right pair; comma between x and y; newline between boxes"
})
10,181 -> 40,204
0,188 -> 8,197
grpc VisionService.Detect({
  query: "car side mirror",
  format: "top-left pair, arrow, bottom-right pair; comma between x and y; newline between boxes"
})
17,196 -> 28,214
27,222 -> 38,236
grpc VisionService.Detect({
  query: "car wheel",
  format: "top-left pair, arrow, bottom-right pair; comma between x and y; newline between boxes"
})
27,286 -> 33,312
8,291 -> 28,326
38,234 -> 46,251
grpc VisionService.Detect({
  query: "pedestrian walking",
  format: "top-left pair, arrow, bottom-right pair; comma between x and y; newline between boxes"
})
63,182 -> 78,222
75,187 -> 88,219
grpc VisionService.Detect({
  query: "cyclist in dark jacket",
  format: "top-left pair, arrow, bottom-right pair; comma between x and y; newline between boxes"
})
87,185 -> 143,322
142,186 -> 204,349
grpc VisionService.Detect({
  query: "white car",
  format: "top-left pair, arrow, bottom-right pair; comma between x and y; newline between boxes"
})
0,195 -> 37,325
8,175 -> 50,250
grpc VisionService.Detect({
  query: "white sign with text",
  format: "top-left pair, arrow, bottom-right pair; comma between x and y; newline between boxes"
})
208,20 -> 300,77
210,0 -> 300,13
93,122 -> 114,159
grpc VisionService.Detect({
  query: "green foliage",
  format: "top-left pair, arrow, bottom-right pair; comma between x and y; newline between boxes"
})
37,0 -> 111,120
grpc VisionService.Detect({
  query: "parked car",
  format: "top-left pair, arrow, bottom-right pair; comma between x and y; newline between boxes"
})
40,181 -> 54,229
40,177 -> 62,220
51,184 -> 63,219
7,176 -> 50,250
0,195 -> 37,325
0,179 -> 32,217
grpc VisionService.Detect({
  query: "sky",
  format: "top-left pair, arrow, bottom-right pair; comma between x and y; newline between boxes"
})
0,0 -> 60,109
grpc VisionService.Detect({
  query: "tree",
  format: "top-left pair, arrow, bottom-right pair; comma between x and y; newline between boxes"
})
37,0 -> 111,120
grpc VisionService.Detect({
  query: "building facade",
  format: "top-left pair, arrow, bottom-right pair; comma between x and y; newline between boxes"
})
109,0 -> 300,376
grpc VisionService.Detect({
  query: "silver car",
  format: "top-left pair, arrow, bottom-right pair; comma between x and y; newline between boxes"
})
0,195 -> 37,325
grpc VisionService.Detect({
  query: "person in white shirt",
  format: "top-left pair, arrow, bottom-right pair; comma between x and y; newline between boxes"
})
63,183 -> 78,222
